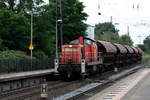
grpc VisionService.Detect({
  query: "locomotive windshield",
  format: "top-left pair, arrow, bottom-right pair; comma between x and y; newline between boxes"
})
84,39 -> 91,45
70,39 -> 78,44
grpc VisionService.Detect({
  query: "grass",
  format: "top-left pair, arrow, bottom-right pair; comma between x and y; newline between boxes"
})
142,52 -> 150,66
142,52 -> 150,60
145,63 -> 150,66
84,78 -> 93,83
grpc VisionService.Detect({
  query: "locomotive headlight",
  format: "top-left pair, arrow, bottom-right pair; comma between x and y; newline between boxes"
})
69,45 -> 72,47
54,59 -> 59,73
55,61 -> 58,65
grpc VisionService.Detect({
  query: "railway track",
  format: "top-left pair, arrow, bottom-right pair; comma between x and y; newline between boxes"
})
0,81 -> 69,100
54,65 -> 145,100
0,63 -> 147,100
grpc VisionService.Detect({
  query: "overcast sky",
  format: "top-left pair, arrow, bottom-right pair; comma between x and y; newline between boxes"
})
45,0 -> 150,45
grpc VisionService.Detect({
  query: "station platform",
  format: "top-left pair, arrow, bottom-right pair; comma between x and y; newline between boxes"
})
88,67 -> 150,100
0,69 -> 54,82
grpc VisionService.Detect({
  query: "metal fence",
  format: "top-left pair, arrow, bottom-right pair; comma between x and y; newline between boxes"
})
0,58 -> 54,74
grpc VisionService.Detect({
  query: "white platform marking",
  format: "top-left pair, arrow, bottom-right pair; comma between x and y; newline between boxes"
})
101,69 -> 150,100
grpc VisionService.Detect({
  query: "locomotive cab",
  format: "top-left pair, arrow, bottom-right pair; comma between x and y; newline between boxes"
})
55,36 -> 100,79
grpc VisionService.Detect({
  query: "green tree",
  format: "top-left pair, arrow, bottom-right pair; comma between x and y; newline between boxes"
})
139,36 -> 150,53
95,22 -> 119,43
33,0 -> 88,56
0,9 -> 30,51
61,0 -> 88,43
99,31 -> 120,43
138,44 -> 146,52
95,22 -> 119,40
33,4 -> 56,56
0,0 -> 88,57
0,0 -> 44,13
119,34 -> 133,46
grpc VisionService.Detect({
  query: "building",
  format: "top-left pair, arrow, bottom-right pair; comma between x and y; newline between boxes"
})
86,25 -> 95,40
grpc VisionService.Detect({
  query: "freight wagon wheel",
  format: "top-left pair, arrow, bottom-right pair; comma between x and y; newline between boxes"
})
81,74 -> 87,80
99,65 -> 104,73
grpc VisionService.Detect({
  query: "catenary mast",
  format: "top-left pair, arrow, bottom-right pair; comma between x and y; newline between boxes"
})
56,0 -> 63,58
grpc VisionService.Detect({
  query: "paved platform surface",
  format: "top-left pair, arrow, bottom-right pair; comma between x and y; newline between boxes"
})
0,69 -> 54,82
121,69 -> 150,100
88,68 -> 150,100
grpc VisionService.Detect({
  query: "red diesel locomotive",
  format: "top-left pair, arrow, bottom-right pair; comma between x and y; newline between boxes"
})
54,36 -> 142,79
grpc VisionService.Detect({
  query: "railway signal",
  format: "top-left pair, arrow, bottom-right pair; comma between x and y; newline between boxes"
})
29,43 -> 34,50
41,79 -> 48,100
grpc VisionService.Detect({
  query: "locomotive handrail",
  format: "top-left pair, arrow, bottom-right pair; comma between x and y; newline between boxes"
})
85,52 -> 102,62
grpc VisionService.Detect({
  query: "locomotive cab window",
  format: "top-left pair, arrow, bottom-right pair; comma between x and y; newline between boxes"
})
63,48 -> 79,52
84,39 -> 91,45
70,39 -> 79,44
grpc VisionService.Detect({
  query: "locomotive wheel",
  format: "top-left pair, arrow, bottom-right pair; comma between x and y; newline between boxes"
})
81,74 -> 87,80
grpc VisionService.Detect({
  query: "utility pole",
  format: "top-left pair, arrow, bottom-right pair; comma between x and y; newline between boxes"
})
56,0 -> 63,58
110,16 -> 112,23
31,12 -> 33,60
127,25 -> 129,36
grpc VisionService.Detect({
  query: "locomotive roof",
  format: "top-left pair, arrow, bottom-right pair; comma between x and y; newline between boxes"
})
96,40 -> 117,53
112,43 -> 127,54
83,37 -> 96,42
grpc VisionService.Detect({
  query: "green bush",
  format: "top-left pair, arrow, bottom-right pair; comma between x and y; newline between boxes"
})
85,78 -> 93,83
142,52 -> 150,60
33,50 -> 48,59
0,50 -> 31,60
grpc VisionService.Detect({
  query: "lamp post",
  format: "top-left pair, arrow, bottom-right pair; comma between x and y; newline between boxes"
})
30,11 -> 33,70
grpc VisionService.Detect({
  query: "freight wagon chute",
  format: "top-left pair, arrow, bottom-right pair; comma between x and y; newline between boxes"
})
136,47 -> 142,63
136,47 -> 142,54
131,47 -> 139,54
113,43 -> 127,54
124,45 -> 134,53
112,43 -> 127,66
96,40 -> 117,54
124,45 -> 134,64
131,46 -> 139,63
96,40 -> 117,69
